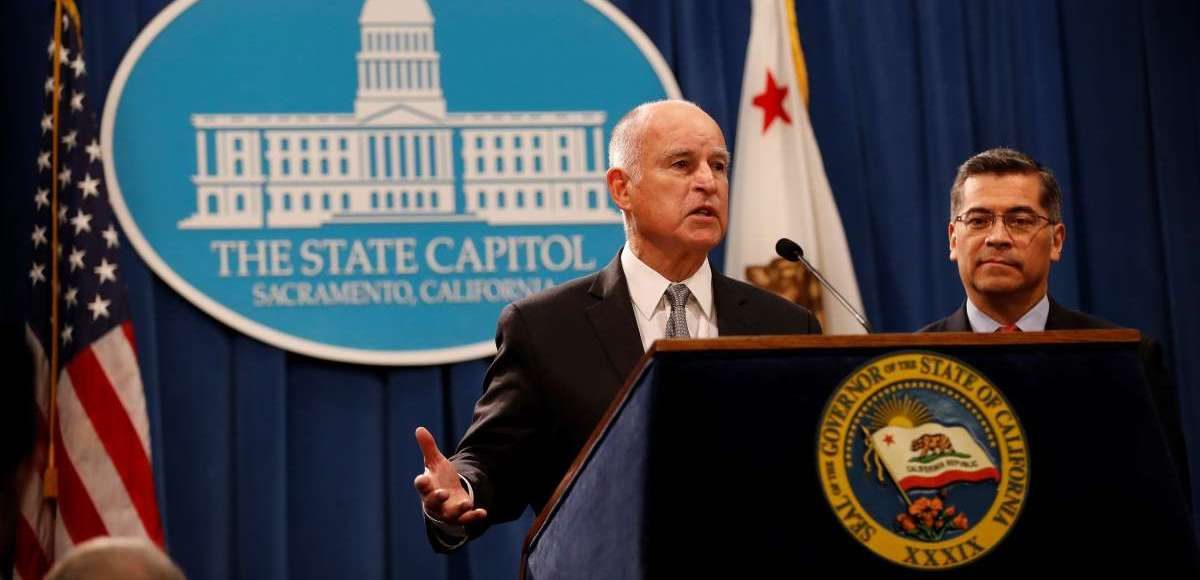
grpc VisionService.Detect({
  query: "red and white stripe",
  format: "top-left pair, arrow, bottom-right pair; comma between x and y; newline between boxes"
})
14,323 -> 163,580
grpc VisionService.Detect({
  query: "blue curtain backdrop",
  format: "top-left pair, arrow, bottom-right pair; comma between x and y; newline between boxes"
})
3,1 -> 1197,578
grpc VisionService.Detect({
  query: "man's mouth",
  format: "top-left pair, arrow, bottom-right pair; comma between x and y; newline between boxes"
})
979,258 -> 1019,268
689,206 -> 716,218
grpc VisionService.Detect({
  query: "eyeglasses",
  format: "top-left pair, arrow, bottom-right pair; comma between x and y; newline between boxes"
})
952,210 -> 1057,236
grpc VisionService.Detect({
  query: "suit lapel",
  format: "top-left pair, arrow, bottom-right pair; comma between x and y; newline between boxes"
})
585,254 -> 645,382
1044,298 -> 1071,330
945,303 -> 972,331
713,273 -> 754,336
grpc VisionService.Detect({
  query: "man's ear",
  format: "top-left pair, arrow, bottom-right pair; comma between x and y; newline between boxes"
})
607,167 -> 633,211
1049,222 -> 1065,262
948,221 -> 958,262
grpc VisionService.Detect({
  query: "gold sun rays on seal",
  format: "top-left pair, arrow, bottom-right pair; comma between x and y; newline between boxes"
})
865,395 -> 933,431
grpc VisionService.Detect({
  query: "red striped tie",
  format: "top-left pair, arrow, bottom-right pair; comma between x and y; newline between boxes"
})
996,324 -> 1022,333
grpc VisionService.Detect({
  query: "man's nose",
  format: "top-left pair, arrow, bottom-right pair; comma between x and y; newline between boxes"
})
984,218 -> 1014,246
693,163 -> 717,191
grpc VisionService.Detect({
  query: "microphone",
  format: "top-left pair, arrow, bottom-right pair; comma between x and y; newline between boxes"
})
775,238 -> 873,333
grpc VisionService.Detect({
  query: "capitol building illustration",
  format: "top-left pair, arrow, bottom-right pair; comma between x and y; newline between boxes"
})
180,0 -> 617,229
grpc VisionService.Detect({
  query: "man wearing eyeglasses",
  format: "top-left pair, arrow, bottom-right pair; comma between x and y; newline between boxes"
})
920,147 -> 1189,497
922,147 -> 1070,333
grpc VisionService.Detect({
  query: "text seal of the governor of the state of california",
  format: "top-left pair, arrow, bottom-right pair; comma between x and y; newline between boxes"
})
817,351 -> 1030,570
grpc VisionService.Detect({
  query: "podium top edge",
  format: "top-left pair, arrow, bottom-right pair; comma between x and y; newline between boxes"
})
650,329 -> 1142,353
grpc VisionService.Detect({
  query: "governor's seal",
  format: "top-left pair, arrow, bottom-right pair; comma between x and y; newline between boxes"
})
817,351 -> 1029,569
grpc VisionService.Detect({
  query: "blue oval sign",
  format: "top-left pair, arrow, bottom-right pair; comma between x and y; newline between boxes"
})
103,0 -> 679,364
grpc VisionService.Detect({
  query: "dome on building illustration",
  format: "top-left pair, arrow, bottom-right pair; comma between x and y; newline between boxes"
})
360,0 -> 433,25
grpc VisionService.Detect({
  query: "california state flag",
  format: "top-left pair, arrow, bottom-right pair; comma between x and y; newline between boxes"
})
724,0 -> 865,334
871,423 -> 1000,492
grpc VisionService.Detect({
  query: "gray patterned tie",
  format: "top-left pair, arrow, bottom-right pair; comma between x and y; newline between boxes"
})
664,283 -> 691,338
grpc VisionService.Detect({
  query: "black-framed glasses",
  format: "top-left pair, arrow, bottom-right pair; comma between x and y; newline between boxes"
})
952,210 -> 1057,236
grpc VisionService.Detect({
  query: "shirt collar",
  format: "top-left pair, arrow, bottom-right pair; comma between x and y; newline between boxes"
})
620,244 -> 713,321
966,294 -> 1050,332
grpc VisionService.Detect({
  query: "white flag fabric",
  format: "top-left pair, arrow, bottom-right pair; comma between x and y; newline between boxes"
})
870,423 -> 1000,492
724,0 -> 866,334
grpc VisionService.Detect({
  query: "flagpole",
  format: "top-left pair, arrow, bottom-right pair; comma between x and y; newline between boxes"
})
42,0 -> 69,501
783,0 -> 809,108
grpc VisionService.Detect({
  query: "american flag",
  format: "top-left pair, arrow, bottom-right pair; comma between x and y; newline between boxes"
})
15,3 -> 165,578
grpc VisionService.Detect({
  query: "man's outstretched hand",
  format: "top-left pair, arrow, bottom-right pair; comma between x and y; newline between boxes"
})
413,426 -> 488,526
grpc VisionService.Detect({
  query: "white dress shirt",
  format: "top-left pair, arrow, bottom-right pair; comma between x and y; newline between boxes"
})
965,294 -> 1050,332
620,244 -> 719,350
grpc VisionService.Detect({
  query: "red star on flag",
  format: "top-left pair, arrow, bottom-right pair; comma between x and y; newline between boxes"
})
883,434 -> 895,446
751,69 -> 792,133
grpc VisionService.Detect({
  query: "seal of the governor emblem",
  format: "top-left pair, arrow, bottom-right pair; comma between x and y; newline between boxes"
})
817,351 -> 1029,569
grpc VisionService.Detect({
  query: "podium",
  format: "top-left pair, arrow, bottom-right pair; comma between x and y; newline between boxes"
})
521,331 -> 1197,578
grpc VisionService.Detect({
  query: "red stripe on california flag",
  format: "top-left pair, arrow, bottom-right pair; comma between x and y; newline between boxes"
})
13,515 -> 50,580
52,415 -> 110,544
65,346 -> 164,544
898,467 -> 1001,491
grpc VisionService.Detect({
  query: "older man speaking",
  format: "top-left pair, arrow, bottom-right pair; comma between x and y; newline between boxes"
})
413,100 -> 821,550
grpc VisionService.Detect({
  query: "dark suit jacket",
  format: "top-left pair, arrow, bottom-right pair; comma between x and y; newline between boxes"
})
920,297 -> 1120,333
920,299 -> 1191,503
434,253 -> 821,548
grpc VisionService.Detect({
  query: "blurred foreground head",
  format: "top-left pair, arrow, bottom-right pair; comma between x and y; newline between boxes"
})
46,536 -> 185,580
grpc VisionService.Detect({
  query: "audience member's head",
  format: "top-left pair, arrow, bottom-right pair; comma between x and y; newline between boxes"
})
46,536 -> 185,580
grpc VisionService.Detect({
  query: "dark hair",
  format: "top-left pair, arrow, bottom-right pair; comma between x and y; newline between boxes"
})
949,148 -> 1062,222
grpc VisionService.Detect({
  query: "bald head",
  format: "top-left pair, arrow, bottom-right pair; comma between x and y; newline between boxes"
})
46,537 -> 185,580
608,99 -> 714,180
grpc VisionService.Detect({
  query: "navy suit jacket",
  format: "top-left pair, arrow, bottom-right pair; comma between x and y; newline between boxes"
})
432,253 -> 821,549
